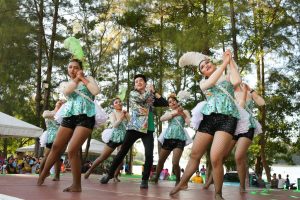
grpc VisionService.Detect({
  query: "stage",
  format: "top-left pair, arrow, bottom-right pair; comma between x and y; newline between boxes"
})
0,173 -> 299,200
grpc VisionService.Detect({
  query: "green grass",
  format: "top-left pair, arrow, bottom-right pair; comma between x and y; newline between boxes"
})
120,174 -> 142,179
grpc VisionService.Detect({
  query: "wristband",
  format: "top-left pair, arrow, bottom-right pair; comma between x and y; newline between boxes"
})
250,89 -> 255,94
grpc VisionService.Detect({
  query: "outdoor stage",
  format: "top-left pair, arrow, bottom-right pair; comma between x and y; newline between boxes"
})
0,173 -> 299,200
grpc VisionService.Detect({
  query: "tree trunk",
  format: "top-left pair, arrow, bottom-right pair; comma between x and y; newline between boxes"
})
3,138 -> 8,159
229,0 -> 239,64
43,0 -> 60,111
127,34 -> 133,174
202,0 -> 210,55
33,0 -> 44,129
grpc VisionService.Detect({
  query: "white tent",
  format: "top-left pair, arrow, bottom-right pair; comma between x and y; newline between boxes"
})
80,139 -> 117,155
16,144 -> 35,152
17,139 -> 117,155
0,112 -> 43,138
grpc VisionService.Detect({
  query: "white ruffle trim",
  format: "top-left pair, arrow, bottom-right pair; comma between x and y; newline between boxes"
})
39,131 -> 48,147
190,101 -> 207,130
234,104 -> 251,135
102,128 -> 113,143
54,102 -> 108,128
254,119 -> 262,134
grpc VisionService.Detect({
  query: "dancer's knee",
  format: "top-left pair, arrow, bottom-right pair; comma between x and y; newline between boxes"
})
211,156 -> 223,168
235,153 -> 245,165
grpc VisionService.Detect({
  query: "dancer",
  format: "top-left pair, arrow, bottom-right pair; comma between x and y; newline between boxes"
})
101,74 -> 168,188
203,82 -> 264,192
170,50 -> 241,200
153,93 -> 191,185
39,100 -> 64,181
84,97 -> 130,181
37,58 -> 100,192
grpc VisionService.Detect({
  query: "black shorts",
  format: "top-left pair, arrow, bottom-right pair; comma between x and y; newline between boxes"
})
61,114 -> 95,130
233,128 -> 255,141
162,139 -> 185,151
198,113 -> 238,136
106,141 -> 122,149
46,143 -> 53,149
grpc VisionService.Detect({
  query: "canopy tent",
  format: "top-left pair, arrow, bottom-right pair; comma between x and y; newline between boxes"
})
16,139 -> 116,155
16,144 -> 35,152
76,139 -> 117,155
0,112 -> 43,138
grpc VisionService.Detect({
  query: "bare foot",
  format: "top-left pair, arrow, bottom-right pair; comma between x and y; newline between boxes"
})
169,185 -> 182,196
239,187 -> 247,193
84,172 -> 90,179
113,177 -> 121,182
181,184 -> 188,190
37,176 -> 45,186
52,177 -> 60,181
202,184 -> 210,190
63,185 -> 82,192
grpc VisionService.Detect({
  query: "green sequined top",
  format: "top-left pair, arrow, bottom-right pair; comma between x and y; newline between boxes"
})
201,80 -> 240,119
110,112 -> 128,143
164,115 -> 187,141
61,83 -> 96,117
46,119 -> 59,144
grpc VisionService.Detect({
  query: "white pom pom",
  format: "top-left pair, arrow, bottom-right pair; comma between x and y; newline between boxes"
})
177,90 -> 191,102
179,52 -> 209,68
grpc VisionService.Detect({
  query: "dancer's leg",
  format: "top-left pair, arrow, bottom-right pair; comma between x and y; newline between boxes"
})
172,148 -> 183,185
169,132 -> 213,195
84,145 -> 115,179
37,127 -> 73,185
63,126 -> 92,192
53,158 -> 62,181
210,131 -> 233,197
203,139 -> 236,190
101,130 -> 140,183
141,131 -> 154,181
235,137 -> 252,192
154,148 -> 171,183
39,148 -> 50,176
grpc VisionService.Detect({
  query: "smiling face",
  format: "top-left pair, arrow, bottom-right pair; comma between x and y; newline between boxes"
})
168,97 -> 179,110
134,77 -> 147,92
113,98 -> 123,111
67,60 -> 82,79
199,59 -> 216,77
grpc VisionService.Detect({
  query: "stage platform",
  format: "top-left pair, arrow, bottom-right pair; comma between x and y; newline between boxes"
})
0,173 -> 299,200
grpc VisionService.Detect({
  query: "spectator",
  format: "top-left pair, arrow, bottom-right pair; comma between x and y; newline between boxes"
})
285,174 -> 290,189
277,174 -> 285,189
191,171 -> 203,184
270,173 -> 278,189
257,174 -> 266,188
6,157 -> 17,174
22,156 -> 33,174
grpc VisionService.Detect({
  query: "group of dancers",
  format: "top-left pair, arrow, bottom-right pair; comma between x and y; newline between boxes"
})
36,49 -> 265,200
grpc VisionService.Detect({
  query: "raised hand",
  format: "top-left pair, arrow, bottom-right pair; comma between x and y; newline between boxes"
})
76,70 -> 85,79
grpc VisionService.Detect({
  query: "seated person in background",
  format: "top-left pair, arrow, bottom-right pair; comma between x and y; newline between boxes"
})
22,156 -> 33,174
159,168 -> 170,180
191,170 -> 203,184
277,174 -> 285,189
6,157 -> 17,174
257,174 -> 266,188
270,173 -> 278,189
285,174 -> 290,189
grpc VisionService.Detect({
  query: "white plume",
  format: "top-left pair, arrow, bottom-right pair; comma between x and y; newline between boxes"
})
179,52 -> 209,68
177,90 -> 191,102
